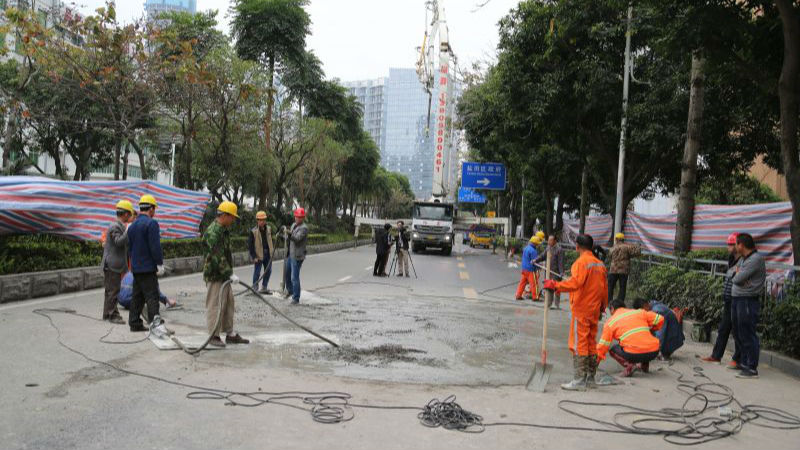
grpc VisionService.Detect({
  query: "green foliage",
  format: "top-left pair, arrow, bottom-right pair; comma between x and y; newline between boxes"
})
232,0 -> 310,67
637,265 -> 724,325
761,283 -> 800,359
686,248 -> 730,261
696,174 -> 784,205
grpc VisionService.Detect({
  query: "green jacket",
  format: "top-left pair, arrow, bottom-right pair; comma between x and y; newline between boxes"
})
203,221 -> 233,282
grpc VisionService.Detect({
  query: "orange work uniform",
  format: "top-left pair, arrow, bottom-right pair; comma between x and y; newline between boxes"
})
553,251 -> 608,356
596,308 -> 664,360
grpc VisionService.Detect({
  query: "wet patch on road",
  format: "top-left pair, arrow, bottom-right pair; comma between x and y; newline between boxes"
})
45,361 -> 129,398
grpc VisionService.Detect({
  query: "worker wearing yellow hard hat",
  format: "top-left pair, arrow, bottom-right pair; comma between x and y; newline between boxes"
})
249,210 -> 275,294
101,199 -> 136,324
608,231 -> 641,305
516,234 -> 542,301
202,200 -> 248,347
139,194 -> 157,208
127,193 -> 166,332
536,230 -> 545,240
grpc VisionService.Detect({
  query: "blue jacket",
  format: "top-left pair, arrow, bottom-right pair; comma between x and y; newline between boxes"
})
127,214 -> 163,273
521,243 -> 538,272
651,300 -> 684,357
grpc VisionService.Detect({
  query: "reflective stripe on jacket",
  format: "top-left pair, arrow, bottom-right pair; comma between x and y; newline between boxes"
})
597,308 -> 664,360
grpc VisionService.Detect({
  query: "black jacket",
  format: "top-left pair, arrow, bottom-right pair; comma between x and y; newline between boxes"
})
396,229 -> 410,251
376,228 -> 391,254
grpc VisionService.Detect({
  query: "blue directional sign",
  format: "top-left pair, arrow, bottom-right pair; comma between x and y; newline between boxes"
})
461,162 -> 507,190
458,187 -> 487,204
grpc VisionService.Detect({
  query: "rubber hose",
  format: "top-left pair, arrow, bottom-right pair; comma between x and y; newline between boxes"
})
170,279 -> 231,355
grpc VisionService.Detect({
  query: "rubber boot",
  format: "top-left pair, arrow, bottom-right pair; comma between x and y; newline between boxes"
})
639,361 -> 650,373
585,355 -> 598,388
561,356 -> 588,391
609,351 -> 636,377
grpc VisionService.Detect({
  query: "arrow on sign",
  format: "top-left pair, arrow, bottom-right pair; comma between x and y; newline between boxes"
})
477,178 -> 491,186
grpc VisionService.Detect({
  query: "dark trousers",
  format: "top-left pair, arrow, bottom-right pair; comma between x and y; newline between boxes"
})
129,272 -> 161,327
374,251 -> 388,275
608,273 -> 628,302
711,297 -> 740,362
610,344 -> 659,364
102,269 -> 123,320
732,296 -> 761,371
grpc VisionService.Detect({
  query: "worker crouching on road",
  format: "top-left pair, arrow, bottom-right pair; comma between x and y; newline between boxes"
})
101,200 -> 134,324
608,232 -> 641,303
127,195 -> 166,333
543,233 -> 608,390
283,208 -> 309,305
203,201 -> 249,347
515,236 -> 541,301
597,299 -> 664,377
248,210 -> 275,294
633,298 -> 684,360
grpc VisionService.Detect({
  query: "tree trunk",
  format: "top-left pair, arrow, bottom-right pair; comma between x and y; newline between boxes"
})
129,139 -> 148,180
674,52 -> 706,255
776,0 -> 800,265
555,196 -> 565,233
113,137 -> 121,180
579,163 -> 589,234
259,55 -> 277,210
2,108 -> 17,171
122,144 -> 130,180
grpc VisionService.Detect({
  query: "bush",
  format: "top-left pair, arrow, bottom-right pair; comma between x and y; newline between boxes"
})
761,288 -> 800,359
637,264 -> 723,325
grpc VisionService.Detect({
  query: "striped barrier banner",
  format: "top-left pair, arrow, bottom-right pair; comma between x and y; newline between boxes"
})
0,177 -> 210,241
562,202 -> 794,267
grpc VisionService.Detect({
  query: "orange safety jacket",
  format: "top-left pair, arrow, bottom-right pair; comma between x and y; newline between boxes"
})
554,251 -> 608,318
596,308 -> 664,360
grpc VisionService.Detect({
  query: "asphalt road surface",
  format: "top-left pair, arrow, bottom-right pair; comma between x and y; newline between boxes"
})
1,240 -> 799,449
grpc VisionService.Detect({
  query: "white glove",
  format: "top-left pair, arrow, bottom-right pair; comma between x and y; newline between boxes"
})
156,265 -> 165,276
230,274 -> 240,284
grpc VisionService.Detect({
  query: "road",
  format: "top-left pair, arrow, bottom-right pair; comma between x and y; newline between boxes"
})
1,240 -> 799,449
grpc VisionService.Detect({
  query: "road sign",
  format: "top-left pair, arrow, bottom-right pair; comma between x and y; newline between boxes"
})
458,187 -> 487,204
461,162 -> 506,190
487,211 -> 496,218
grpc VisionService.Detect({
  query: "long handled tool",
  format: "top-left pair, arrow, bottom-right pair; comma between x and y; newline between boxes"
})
526,249 -> 553,392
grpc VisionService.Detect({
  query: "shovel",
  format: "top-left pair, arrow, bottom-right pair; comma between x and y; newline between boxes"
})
526,248 -> 553,392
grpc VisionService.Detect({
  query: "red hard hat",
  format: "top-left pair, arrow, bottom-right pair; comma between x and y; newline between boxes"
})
726,232 -> 739,245
293,208 -> 306,218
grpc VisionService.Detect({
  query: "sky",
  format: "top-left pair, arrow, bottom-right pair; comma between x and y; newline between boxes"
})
74,0 -> 519,81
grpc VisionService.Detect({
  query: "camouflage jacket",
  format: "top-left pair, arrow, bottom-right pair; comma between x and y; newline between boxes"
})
203,221 -> 233,282
609,242 -> 642,274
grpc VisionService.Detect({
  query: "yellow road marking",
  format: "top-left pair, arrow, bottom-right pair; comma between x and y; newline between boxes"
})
463,287 -> 478,299
458,262 -> 465,268
459,271 -> 470,280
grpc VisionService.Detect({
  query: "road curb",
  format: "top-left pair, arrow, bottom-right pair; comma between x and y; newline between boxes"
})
0,239 -> 371,304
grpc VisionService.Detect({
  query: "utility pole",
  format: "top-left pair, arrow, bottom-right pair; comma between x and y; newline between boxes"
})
613,5 -> 633,236
169,141 -> 176,186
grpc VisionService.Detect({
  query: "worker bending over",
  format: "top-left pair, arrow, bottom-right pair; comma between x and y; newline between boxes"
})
597,299 -> 664,377
633,298 -> 684,360
515,236 -> 541,301
203,201 -> 249,347
544,234 -> 608,390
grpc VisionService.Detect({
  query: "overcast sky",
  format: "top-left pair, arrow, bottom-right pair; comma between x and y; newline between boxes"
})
74,0 -> 519,81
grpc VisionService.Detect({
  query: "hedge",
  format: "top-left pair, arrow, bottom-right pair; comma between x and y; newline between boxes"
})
0,232 -> 355,275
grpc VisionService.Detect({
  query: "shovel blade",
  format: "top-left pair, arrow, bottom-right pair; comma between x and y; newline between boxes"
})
526,362 -> 553,392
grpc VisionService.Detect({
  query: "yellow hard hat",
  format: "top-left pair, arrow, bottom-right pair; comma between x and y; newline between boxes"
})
218,201 -> 240,218
139,194 -> 157,207
255,210 -> 267,220
536,231 -> 545,239
615,232 -> 625,240
115,200 -> 134,214
530,236 -> 541,244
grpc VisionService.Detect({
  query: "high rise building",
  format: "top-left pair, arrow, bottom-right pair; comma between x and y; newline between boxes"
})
144,0 -> 197,20
344,68 -> 459,200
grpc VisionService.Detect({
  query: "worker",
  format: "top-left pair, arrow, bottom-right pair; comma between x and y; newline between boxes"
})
730,232 -> 766,379
701,233 -> 741,367
536,230 -> 545,242
596,299 -> 664,377
118,271 -> 182,311
515,236 -> 540,301
373,224 -> 392,277
395,221 -> 411,277
248,211 -> 275,294
127,195 -> 166,333
633,298 -> 684,360
202,201 -> 248,347
283,207 -> 309,305
535,234 -> 565,309
543,233 -> 608,390
100,200 -> 134,324
608,232 -> 641,303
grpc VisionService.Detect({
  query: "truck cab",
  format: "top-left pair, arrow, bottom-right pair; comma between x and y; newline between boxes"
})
411,200 -> 454,256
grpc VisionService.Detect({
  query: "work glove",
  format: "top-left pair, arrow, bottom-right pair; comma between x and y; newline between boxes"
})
156,265 -> 166,277
543,279 -> 558,292
229,274 -> 240,284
